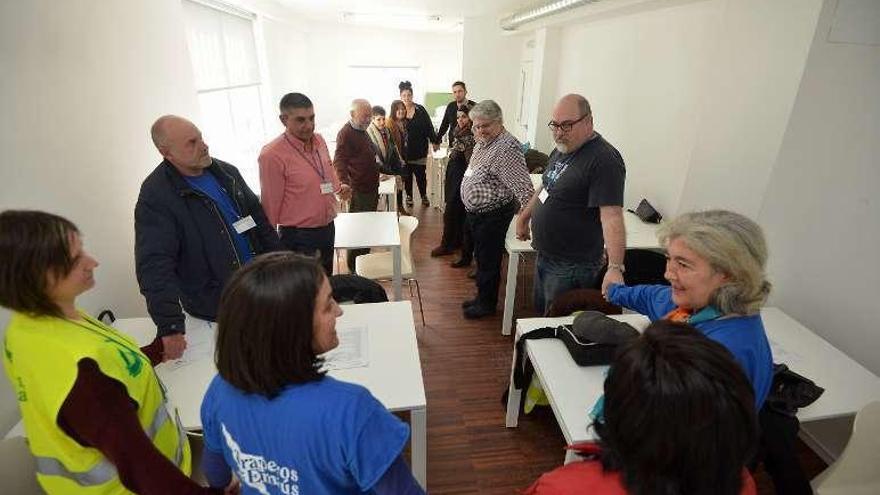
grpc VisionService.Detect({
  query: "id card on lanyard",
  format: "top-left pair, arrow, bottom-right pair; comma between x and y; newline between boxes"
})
285,134 -> 334,195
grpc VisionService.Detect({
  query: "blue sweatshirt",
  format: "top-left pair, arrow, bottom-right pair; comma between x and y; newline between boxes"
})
607,284 -> 773,409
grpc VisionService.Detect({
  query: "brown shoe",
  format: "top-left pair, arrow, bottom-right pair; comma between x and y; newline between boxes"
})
430,246 -> 454,257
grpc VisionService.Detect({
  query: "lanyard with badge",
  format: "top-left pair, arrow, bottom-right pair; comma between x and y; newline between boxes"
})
538,153 -> 576,204
285,134 -> 334,195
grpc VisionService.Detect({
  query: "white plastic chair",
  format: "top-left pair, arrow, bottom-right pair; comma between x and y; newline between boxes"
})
0,436 -> 42,494
813,401 -> 880,495
355,216 -> 425,325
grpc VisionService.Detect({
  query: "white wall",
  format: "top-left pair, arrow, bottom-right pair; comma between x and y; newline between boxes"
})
291,22 -> 462,139
676,0 -> 823,217
758,0 -> 880,374
0,0 -> 200,433
462,15 -> 530,142
552,0 -> 723,215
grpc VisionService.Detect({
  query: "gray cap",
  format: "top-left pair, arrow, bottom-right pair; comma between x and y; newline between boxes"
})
572,311 -> 639,345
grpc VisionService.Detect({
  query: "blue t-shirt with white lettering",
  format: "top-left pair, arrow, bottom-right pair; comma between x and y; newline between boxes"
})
184,172 -> 253,263
200,375 -> 409,494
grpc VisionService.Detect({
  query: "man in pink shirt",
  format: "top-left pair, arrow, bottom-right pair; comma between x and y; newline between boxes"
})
259,93 -> 351,274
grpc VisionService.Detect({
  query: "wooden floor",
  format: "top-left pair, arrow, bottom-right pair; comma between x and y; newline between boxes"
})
373,203 -> 826,494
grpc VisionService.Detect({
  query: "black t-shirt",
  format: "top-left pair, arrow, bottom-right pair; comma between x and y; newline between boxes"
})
531,133 -> 625,262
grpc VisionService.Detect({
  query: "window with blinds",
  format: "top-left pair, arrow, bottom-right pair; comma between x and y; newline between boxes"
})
182,0 -> 266,192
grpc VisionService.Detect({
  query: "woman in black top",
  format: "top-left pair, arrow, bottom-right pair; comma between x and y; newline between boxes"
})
399,81 -> 438,208
431,105 -> 476,267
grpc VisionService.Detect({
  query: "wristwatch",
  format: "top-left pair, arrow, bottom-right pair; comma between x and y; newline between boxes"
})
607,262 -> 626,273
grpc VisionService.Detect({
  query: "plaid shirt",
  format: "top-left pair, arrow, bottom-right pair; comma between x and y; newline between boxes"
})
461,130 -> 534,213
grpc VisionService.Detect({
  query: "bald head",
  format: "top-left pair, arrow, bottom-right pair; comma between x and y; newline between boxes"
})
150,115 -> 211,176
350,99 -> 372,130
550,94 -> 594,153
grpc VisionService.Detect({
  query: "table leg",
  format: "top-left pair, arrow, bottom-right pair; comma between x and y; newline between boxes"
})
502,250 -> 520,336
411,407 -> 427,489
392,245 -> 402,300
505,341 -> 522,428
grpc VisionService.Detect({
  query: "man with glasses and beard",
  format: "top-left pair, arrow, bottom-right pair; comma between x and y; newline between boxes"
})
516,94 -> 626,315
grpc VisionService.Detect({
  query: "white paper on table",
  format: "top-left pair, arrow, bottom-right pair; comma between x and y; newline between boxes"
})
322,325 -> 369,370
161,321 -> 215,371
768,337 -> 804,368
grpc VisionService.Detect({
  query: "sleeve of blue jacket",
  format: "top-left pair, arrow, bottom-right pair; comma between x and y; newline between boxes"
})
134,193 -> 187,337
606,284 -> 675,321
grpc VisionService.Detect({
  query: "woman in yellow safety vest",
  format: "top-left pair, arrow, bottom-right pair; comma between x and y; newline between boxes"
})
0,210 -> 224,494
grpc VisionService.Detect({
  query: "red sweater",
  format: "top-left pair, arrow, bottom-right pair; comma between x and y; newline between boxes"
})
523,444 -> 757,495
57,338 -> 221,494
333,122 -> 379,193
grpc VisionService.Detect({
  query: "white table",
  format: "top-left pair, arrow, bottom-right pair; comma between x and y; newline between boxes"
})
378,177 -> 397,212
428,148 -> 448,210
501,210 -> 662,335
505,307 -> 880,464
334,211 -> 402,300
7,303 -> 429,488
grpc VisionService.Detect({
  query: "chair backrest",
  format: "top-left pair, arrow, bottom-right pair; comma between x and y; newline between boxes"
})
0,436 -> 42,494
815,401 -> 880,495
398,216 -> 419,270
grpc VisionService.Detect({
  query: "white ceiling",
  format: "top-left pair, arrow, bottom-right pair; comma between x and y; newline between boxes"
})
271,0 -> 535,31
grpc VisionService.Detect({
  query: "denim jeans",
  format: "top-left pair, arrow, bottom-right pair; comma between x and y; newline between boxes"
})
533,253 -> 605,315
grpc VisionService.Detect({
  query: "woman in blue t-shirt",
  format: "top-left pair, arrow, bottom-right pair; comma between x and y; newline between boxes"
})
199,253 -> 424,494
604,209 -> 774,409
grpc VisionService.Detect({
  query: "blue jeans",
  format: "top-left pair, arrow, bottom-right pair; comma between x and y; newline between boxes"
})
534,253 -> 604,315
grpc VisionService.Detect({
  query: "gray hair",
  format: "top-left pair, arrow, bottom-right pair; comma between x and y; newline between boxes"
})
150,114 -> 177,150
350,99 -> 370,113
470,100 -> 503,124
658,210 -> 771,315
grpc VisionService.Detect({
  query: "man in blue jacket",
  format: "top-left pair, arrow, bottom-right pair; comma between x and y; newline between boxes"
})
136,115 -> 281,360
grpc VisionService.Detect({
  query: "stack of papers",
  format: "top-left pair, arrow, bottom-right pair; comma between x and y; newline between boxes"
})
322,325 -> 369,370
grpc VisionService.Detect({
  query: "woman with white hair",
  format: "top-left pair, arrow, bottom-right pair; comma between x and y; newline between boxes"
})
605,209 -> 774,408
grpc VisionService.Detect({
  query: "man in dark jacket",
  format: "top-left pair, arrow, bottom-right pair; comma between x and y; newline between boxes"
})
436,81 -> 476,146
136,115 -> 280,359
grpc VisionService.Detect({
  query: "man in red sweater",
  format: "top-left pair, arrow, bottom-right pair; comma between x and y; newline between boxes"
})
334,98 -> 380,272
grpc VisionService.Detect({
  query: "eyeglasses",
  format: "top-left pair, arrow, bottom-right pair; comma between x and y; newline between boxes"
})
547,114 -> 589,133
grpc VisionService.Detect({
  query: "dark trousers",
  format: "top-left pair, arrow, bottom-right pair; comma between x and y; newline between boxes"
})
467,201 -> 516,308
403,162 -> 427,200
440,159 -> 467,250
280,222 -> 335,275
347,190 -> 379,272
753,406 -> 813,495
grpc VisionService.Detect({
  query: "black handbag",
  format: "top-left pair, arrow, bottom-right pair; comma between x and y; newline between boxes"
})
512,312 -> 639,388
629,199 -> 662,224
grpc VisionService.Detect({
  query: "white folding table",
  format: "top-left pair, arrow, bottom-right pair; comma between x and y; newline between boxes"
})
7,302 -> 428,488
334,211 -> 402,300
378,177 -> 397,212
505,307 -> 880,464
501,210 -> 662,335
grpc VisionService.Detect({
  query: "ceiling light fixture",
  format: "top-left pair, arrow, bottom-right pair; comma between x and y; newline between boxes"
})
500,0 -> 599,31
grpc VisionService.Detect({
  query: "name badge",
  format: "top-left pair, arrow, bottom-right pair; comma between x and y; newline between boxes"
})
320,182 -> 334,195
464,167 -> 474,177
232,215 -> 257,234
538,189 -> 549,203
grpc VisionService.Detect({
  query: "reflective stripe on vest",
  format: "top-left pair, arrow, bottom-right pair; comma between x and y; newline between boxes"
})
34,401 -> 186,486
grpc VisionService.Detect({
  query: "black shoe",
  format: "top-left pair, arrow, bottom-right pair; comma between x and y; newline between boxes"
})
463,304 -> 496,319
461,298 -> 478,309
451,258 -> 471,268
421,198 -> 430,207
431,246 -> 454,257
